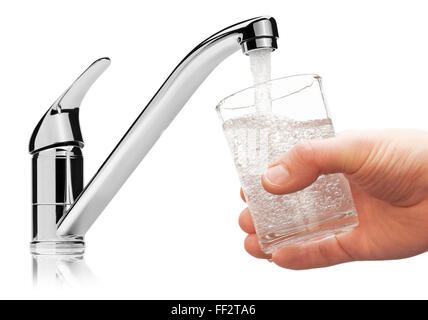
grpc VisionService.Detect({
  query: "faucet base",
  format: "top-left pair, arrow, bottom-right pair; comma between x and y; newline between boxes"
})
30,239 -> 85,255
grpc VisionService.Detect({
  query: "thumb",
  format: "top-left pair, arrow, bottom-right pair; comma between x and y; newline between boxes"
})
261,133 -> 372,195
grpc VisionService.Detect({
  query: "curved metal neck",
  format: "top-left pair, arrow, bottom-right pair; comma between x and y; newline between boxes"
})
56,16 -> 278,236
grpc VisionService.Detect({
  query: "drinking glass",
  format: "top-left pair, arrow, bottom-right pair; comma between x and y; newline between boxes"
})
216,74 -> 358,253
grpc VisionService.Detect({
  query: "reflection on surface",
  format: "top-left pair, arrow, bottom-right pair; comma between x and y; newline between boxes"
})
32,254 -> 96,288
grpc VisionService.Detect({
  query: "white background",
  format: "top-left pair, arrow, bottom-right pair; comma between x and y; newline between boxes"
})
0,0 -> 428,299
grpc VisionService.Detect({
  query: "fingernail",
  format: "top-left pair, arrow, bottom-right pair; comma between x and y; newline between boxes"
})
263,165 -> 289,186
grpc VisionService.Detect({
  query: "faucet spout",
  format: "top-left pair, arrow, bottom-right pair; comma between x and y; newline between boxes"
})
57,16 -> 279,237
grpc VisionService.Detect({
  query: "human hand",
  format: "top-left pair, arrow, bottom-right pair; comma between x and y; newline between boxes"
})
239,129 -> 428,269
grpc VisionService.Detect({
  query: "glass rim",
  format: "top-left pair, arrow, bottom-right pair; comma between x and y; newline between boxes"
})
215,73 -> 321,112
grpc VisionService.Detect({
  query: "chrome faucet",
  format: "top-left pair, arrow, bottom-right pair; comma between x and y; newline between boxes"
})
29,16 -> 279,254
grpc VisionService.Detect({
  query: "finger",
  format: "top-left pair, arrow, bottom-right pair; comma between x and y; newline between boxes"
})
261,133 -> 373,195
271,235 -> 354,270
240,188 -> 246,203
239,208 -> 255,234
244,234 -> 272,259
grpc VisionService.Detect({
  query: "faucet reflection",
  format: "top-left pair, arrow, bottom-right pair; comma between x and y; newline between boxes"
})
32,254 -> 96,288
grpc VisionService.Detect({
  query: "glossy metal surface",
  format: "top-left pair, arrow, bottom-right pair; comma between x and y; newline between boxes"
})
31,146 -> 85,254
30,16 -> 279,249
239,17 -> 278,55
29,58 -> 111,153
30,58 -> 110,254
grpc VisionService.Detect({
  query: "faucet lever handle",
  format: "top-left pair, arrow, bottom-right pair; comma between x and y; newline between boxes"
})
29,57 -> 110,154
52,57 -> 111,112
